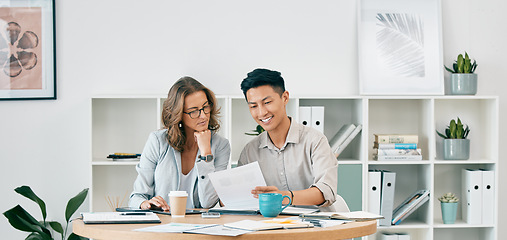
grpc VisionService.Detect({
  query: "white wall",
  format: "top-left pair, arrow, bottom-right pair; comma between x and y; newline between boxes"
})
1,0 -> 505,239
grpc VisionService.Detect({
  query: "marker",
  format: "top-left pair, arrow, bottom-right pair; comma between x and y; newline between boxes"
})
121,212 -> 147,215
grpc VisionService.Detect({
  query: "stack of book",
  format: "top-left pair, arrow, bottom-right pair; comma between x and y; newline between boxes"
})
372,134 -> 422,161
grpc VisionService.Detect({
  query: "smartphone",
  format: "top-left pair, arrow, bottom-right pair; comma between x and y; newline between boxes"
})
201,212 -> 220,218
151,209 -> 206,215
115,207 -> 151,212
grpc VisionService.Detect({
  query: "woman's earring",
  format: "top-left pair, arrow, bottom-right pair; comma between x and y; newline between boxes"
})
178,122 -> 182,128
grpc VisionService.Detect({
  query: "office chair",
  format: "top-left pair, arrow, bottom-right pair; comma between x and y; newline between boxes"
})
319,194 -> 350,212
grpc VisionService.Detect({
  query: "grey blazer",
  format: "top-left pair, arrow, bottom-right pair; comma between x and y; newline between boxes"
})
129,129 -> 230,209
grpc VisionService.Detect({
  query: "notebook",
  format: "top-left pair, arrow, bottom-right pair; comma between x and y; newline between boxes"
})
81,212 -> 161,224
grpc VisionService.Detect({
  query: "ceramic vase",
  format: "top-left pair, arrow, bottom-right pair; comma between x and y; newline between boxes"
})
449,73 -> 477,95
444,139 -> 470,160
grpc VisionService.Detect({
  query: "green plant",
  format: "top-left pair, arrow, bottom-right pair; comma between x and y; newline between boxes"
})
445,52 -> 477,74
244,124 -> 265,136
3,186 -> 89,240
436,117 -> 470,139
438,192 -> 459,203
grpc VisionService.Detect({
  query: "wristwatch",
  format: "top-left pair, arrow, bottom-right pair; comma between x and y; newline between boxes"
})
198,154 -> 213,162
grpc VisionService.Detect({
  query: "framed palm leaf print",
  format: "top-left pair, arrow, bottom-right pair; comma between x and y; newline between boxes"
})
358,0 -> 444,95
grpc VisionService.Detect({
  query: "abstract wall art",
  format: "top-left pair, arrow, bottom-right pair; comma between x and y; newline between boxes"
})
0,0 -> 55,100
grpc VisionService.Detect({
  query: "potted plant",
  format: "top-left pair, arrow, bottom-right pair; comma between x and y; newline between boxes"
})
444,52 -> 478,95
438,192 -> 459,224
3,185 -> 89,240
436,117 -> 470,160
244,124 -> 265,136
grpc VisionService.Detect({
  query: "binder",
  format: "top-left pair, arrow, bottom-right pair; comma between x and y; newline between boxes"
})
299,107 -> 312,127
311,106 -> 324,133
393,194 -> 429,225
392,189 -> 430,225
379,170 -> 396,226
481,169 -> 494,225
462,169 -> 482,224
397,233 -> 411,240
380,233 -> 398,240
335,124 -> 362,156
368,170 -> 382,216
329,124 -> 356,153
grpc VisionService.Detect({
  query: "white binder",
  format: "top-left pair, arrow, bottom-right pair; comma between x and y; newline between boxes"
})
397,233 -> 411,240
368,170 -> 382,215
380,233 -> 398,240
481,169 -> 494,225
335,124 -> 362,156
299,107 -> 312,127
329,124 -> 356,153
462,169 -> 483,224
379,170 -> 396,226
311,106 -> 324,133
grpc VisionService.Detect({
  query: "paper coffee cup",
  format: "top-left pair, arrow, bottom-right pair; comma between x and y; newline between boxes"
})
169,191 -> 188,217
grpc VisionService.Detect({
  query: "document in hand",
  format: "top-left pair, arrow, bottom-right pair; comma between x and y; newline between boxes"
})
300,211 -> 384,221
208,162 -> 266,210
81,212 -> 161,224
208,162 -> 320,215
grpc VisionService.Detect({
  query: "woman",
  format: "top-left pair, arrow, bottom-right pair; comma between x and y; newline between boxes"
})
129,77 -> 230,210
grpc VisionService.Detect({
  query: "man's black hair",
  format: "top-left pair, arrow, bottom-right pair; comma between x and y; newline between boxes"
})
240,68 -> 285,97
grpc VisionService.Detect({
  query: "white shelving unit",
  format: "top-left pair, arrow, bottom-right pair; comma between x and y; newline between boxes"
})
90,95 -> 498,240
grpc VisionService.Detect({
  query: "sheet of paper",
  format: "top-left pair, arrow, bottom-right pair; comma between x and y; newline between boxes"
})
184,225 -> 252,236
281,206 -> 319,215
208,162 -> 266,209
316,220 -> 349,228
134,223 -> 216,233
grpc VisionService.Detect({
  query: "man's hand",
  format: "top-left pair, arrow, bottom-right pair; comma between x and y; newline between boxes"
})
251,186 -> 280,198
251,186 -> 326,206
140,196 -> 170,211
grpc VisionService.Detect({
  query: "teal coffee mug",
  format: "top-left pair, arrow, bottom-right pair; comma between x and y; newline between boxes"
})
259,193 -> 292,217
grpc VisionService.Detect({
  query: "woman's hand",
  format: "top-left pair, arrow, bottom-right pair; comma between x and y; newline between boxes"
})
140,196 -> 170,211
251,186 -> 281,198
194,129 -> 212,156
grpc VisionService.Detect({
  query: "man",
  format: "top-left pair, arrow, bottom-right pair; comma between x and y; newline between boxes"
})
238,68 -> 338,207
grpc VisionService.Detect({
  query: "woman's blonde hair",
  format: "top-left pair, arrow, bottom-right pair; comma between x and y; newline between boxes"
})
162,76 -> 221,152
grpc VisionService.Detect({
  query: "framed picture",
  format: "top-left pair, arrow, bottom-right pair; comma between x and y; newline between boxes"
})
358,0 -> 444,95
0,0 -> 56,100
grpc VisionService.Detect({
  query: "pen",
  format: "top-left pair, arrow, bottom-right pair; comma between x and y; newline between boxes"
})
304,219 -> 323,227
120,212 -> 147,215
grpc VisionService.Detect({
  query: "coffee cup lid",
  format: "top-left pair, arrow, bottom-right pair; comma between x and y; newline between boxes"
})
169,191 -> 188,197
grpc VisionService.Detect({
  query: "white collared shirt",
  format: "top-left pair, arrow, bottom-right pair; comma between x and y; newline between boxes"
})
238,118 -> 338,207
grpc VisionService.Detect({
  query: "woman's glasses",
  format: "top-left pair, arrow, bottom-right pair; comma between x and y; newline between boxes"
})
183,104 -> 212,119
